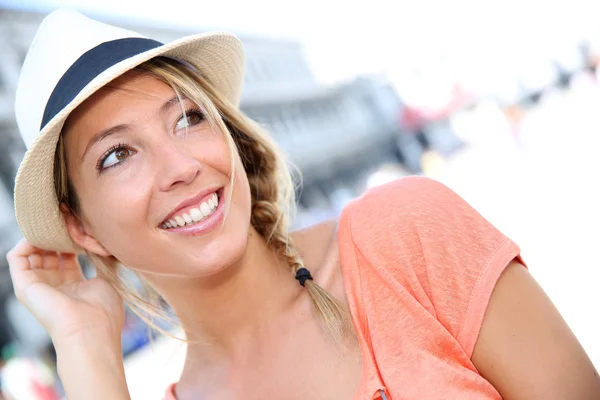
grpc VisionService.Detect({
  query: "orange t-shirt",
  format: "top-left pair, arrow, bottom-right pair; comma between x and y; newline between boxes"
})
164,177 -> 522,399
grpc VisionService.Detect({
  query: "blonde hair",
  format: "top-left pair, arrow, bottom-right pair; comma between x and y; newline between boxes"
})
54,57 -> 351,341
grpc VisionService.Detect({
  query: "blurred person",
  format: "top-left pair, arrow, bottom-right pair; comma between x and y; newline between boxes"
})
0,344 -> 59,400
503,104 -> 525,141
419,150 -> 447,177
7,9 -> 600,400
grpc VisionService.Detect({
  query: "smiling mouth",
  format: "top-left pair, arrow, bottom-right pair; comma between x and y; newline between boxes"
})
160,189 -> 222,229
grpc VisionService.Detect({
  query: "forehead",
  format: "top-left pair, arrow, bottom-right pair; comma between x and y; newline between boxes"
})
63,71 -> 177,130
83,71 -> 174,111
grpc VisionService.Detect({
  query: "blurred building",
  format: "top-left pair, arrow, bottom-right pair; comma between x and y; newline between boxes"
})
0,9 -> 28,300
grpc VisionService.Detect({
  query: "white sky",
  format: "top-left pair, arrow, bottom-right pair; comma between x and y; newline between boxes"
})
3,0 -> 600,93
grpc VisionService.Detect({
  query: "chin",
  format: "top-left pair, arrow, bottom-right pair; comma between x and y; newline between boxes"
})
178,230 -> 249,277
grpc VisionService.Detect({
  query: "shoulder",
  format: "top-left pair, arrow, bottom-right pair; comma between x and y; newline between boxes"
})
344,176 -> 466,223
363,175 -> 448,197
341,176 -> 481,247
341,176 -> 513,268
291,218 -> 339,277
291,218 -> 338,260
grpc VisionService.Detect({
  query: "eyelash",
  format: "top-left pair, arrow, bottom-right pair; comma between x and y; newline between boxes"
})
96,142 -> 130,172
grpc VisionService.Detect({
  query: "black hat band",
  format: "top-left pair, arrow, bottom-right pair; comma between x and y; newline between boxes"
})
41,37 -> 163,130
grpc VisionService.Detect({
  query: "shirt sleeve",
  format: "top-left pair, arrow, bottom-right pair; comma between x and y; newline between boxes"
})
346,176 -> 523,356
162,383 -> 177,400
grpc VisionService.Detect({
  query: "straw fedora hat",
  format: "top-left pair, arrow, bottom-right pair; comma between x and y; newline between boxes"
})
13,8 -> 245,253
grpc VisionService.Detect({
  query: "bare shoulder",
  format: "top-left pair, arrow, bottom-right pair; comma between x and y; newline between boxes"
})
291,218 -> 347,302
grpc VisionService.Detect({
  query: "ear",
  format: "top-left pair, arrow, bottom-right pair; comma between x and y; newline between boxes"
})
60,203 -> 111,257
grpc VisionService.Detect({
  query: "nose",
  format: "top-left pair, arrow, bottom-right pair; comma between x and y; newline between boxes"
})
154,139 -> 201,192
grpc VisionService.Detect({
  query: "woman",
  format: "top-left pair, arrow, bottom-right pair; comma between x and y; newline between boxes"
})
7,8 -> 600,400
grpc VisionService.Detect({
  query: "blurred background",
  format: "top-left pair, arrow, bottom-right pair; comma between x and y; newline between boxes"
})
1,0 -> 600,398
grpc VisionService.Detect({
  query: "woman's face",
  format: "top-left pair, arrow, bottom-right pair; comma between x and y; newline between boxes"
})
62,71 -> 252,277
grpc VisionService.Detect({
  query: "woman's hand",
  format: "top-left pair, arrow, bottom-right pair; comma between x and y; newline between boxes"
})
7,238 -> 124,345
7,239 -> 131,400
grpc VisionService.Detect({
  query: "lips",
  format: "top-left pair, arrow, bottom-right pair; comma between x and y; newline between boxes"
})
160,187 -> 222,228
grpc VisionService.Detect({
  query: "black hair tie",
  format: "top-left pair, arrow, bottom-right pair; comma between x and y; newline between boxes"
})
295,267 -> 313,287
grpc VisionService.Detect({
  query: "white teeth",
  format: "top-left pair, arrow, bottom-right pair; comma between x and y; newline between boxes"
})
200,202 -> 211,217
163,191 -> 220,229
190,208 -> 202,222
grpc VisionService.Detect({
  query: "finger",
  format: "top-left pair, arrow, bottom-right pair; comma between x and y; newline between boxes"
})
7,251 -> 31,276
7,250 -> 33,288
7,238 -> 43,260
41,251 -> 60,269
7,239 -> 37,295
57,253 -> 80,270
28,253 -> 43,269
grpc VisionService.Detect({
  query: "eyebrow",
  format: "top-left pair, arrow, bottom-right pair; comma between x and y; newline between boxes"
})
81,124 -> 130,162
80,95 -> 189,162
160,95 -> 189,115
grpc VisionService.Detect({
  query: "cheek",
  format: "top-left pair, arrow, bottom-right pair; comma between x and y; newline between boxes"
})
232,154 -> 252,216
190,133 -> 253,219
80,175 -> 153,252
191,131 -> 233,173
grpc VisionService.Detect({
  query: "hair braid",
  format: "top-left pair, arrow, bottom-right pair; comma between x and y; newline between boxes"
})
251,199 -> 351,341
235,124 -> 352,341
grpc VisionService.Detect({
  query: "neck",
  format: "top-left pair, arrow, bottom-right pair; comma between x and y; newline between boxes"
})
145,227 -> 302,360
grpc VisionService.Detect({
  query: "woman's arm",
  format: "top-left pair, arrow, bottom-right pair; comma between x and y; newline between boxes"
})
472,260 -> 600,399
55,332 -> 130,400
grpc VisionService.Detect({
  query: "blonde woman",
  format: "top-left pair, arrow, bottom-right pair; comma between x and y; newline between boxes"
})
7,9 -> 600,400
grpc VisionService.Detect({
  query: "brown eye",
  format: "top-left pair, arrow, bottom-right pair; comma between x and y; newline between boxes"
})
175,110 -> 204,130
99,146 -> 133,170
187,113 -> 202,125
115,148 -> 130,161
